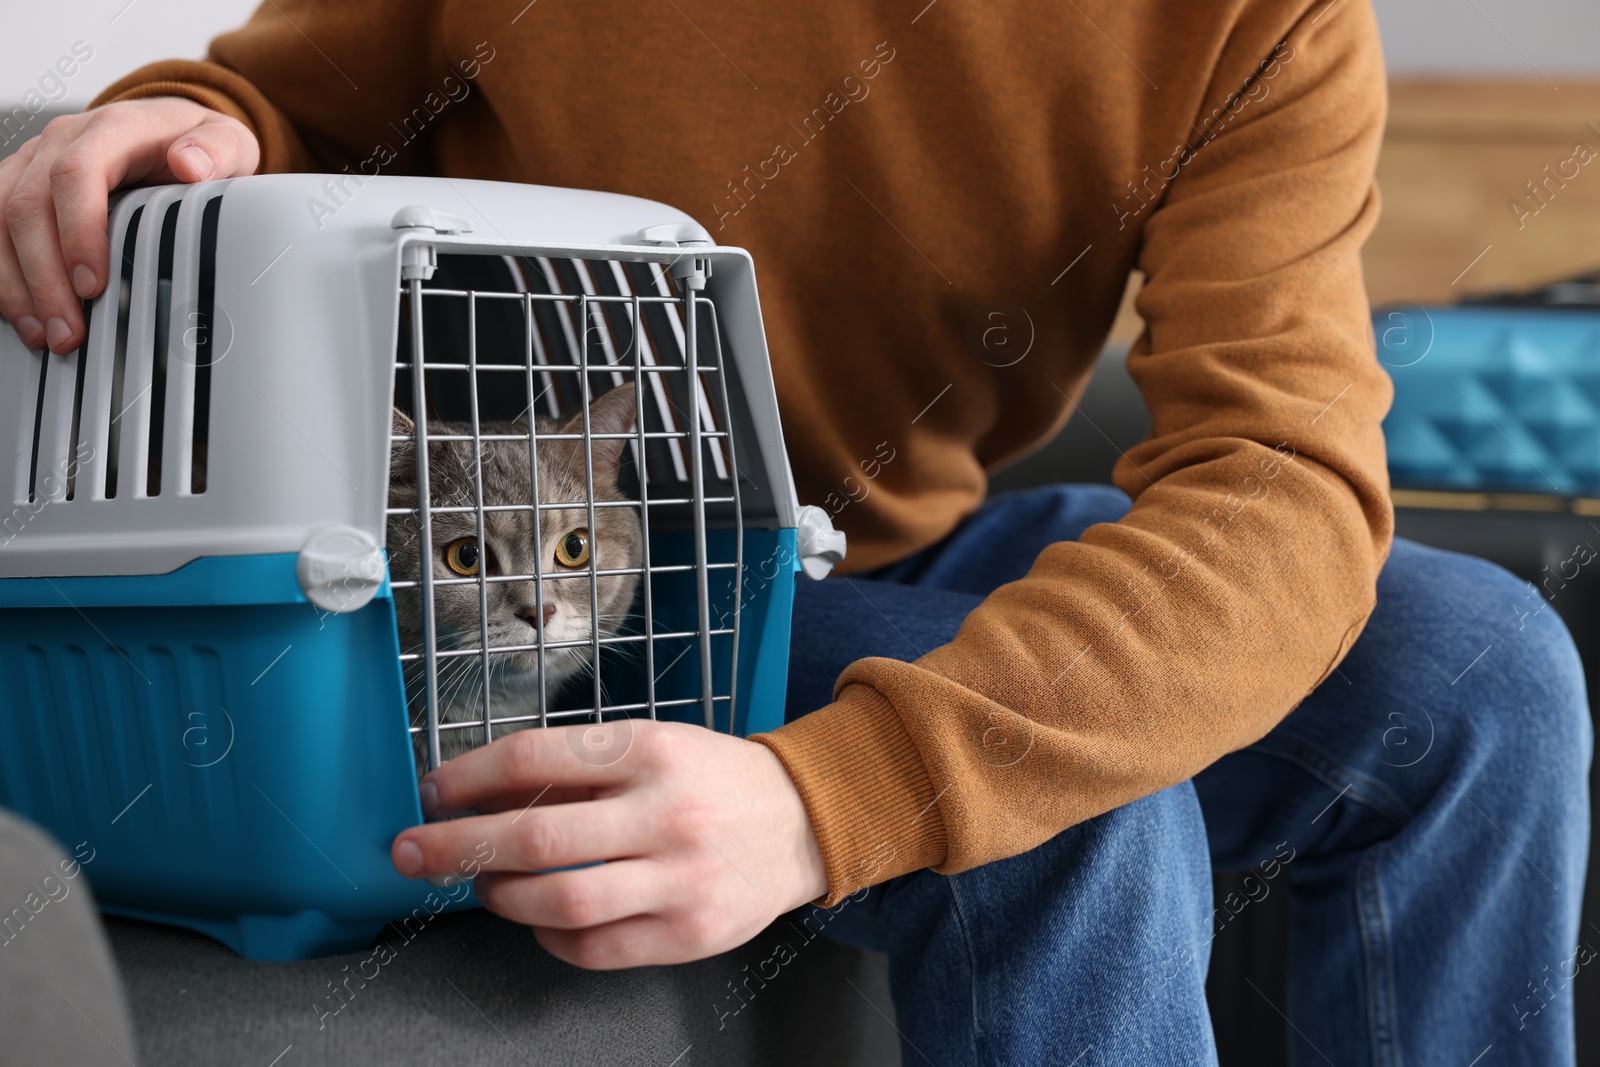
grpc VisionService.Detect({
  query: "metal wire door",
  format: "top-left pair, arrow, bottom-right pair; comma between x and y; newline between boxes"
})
390,252 -> 746,772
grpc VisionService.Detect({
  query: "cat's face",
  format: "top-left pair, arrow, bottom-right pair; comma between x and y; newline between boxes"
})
386,384 -> 643,737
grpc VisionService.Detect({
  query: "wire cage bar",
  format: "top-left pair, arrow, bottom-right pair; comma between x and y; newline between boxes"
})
391,248 -> 754,773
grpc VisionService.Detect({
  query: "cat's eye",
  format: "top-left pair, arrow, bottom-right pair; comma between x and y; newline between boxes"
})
444,537 -> 480,576
555,529 -> 590,568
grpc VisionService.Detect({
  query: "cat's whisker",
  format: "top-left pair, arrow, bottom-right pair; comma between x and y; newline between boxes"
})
401,665 -> 431,696
429,663 -> 477,725
595,646 -> 641,672
569,654 -> 621,708
398,633 -> 472,707
445,662 -> 486,715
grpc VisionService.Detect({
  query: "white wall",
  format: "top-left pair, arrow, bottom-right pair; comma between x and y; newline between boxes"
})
2,0 -> 1598,113
1,0 -> 259,113
1372,0 -> 1600,78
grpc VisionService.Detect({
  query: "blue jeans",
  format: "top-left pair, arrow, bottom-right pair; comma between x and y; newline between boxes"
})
786,485 -> 1592,1066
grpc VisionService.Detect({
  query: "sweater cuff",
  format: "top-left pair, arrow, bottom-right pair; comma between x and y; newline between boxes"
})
752,683 -> 947,906
88,62 -> 308,174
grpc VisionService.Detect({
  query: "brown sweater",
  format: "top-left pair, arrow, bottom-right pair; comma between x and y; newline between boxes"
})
94,0 -> 1393,905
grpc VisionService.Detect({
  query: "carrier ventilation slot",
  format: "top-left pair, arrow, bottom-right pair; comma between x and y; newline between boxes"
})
97,192 -> 222,499
64,299 -> 90,500
146,203 -> 181,497
22,299 -> 97,507
25,350 -> 48,504
103,205 -> 143,500
190,195 -> 222,495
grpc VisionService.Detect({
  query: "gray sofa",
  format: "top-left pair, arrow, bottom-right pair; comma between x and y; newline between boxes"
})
1,802 -> 899,1066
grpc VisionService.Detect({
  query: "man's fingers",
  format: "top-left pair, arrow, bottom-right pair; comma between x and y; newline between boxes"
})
6,154 -> 82,353
533,913 -> 690,971
165,118 -> 259,184
43,114 -> 259,324
394,795 -> 655,878
0,152 -> 46,347
1,99 -> 261,355
46,142 -> 114,304
461,783 -> 595,814
65,100 -> 254,190
476,861 -> 673,932
422,723 -> 650,816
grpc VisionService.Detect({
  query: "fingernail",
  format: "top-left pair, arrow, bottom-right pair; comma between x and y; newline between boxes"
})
394,839 -> 423,877
45,317 -> 72,351
178,144 -> 214,180
71,265 -> 96,298
419,778 -> 439,816
15,315 -> 43,347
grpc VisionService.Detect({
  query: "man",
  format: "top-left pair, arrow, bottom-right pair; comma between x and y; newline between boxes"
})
0,0 -> 1589,1062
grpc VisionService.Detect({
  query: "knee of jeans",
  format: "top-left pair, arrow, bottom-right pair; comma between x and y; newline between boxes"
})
1501,585 -> 1592,784
949,779 -> 1212,949
1421,548 -> 1593,788
1094,782 -> 1214,943
1090,781 -> 1212,892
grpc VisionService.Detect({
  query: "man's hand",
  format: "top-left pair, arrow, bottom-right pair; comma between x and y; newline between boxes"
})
0,96 -> 260,355
390,720 -> 829,969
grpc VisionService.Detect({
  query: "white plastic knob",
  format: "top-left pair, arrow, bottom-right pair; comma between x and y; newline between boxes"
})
795,505 -> 847,581
296,525 -> 386,613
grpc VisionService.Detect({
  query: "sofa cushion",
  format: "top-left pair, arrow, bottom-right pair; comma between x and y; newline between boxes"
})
105,909 -> 899,1066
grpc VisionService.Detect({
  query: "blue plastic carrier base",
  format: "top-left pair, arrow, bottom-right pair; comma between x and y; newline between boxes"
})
0,529 -> 796,961
1379,306 -> 1600,495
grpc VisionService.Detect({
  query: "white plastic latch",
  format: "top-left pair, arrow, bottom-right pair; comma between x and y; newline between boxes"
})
392,206 -> 474,281
391,206 -> 474,234
795,505 -> 848,581
635,221 -> 713,247
297,525 -> 386,613
636,222 -> 714,290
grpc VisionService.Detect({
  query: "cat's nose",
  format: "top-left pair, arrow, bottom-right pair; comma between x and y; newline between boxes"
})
520,603 -> 557,627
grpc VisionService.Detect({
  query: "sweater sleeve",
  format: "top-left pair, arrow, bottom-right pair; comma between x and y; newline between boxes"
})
754,0 -> 1393,904
88,0 -> 445,176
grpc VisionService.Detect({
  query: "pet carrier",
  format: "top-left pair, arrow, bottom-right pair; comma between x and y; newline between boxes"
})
0,174 -> 846,960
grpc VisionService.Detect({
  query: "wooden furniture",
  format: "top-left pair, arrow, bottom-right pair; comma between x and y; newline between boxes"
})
1106,79 -> 1600,345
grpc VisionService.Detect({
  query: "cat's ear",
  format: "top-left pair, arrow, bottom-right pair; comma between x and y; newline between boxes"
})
584,384 -> 637,478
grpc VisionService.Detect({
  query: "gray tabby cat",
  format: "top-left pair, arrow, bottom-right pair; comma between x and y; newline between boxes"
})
387,384 -> 643,768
